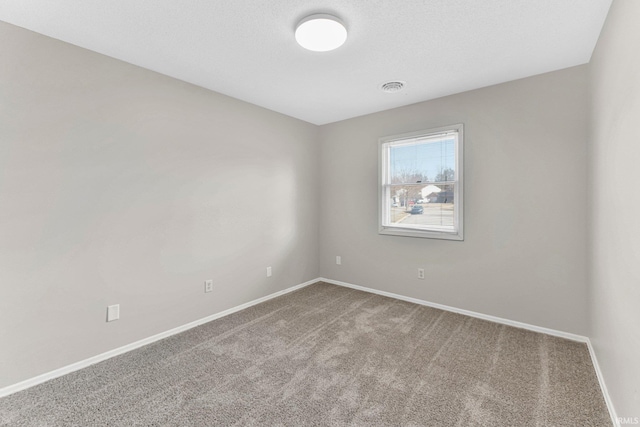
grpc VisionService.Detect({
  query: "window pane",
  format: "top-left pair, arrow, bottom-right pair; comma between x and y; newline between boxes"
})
389,137 -> 455,184
379,123 -> 463,240
388,184 -> 455,230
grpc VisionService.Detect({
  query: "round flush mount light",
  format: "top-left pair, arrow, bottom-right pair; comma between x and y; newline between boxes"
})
295,14 -> 347,52
380,81 -> 406,93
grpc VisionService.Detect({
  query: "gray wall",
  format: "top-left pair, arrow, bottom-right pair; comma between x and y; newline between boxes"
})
319,66 -> 590,335
589,0 -> 640,417
4,5 -> 638,417
0,22 -> 320,388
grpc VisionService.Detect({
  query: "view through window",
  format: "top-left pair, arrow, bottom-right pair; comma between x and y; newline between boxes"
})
379,124 -> 463,240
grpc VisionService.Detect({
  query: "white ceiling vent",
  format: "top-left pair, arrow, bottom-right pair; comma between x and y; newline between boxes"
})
380,81 -> 405,93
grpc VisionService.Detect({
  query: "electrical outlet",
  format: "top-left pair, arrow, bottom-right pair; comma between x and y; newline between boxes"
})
107,304 -> 120,322
204,279 -> 213,293
418,268 -> 425,279
336,255 -> 342,265
266,266 -> 272,277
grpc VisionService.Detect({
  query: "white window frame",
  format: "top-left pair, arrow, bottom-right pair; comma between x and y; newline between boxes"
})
378,124 -> 464,241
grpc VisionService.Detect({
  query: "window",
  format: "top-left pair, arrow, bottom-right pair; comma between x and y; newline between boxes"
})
379,124 -> 464,240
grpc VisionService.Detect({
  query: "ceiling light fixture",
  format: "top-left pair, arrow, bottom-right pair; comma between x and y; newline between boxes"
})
295,14 -> 347,52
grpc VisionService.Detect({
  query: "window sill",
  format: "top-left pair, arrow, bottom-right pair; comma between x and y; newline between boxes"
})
379,226 -> 464,241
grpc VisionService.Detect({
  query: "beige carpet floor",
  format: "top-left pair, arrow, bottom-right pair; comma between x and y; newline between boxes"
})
0,282 -> 611,426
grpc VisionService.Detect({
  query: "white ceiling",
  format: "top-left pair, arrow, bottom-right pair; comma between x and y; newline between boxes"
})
0,1 -> 612,125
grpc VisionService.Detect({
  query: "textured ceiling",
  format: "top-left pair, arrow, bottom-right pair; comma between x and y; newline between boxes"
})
0,1 -> 612,125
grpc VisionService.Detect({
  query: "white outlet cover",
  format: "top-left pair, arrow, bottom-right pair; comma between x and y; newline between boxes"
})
418,268 -> 425,279
205,279 -> 213,293
107,304 -> 120,322
266,267 -> 272,277
336,256 -> 342,265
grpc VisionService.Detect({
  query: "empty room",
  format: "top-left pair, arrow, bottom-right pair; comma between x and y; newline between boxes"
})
1,0 -> 638,425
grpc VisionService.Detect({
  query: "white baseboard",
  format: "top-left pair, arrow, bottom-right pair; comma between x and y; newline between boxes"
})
1,276 -> 619,427
586,340 -> 620,427
0,278 -> 317,399
319,277 -> 619,427
319,277 -> 588,341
